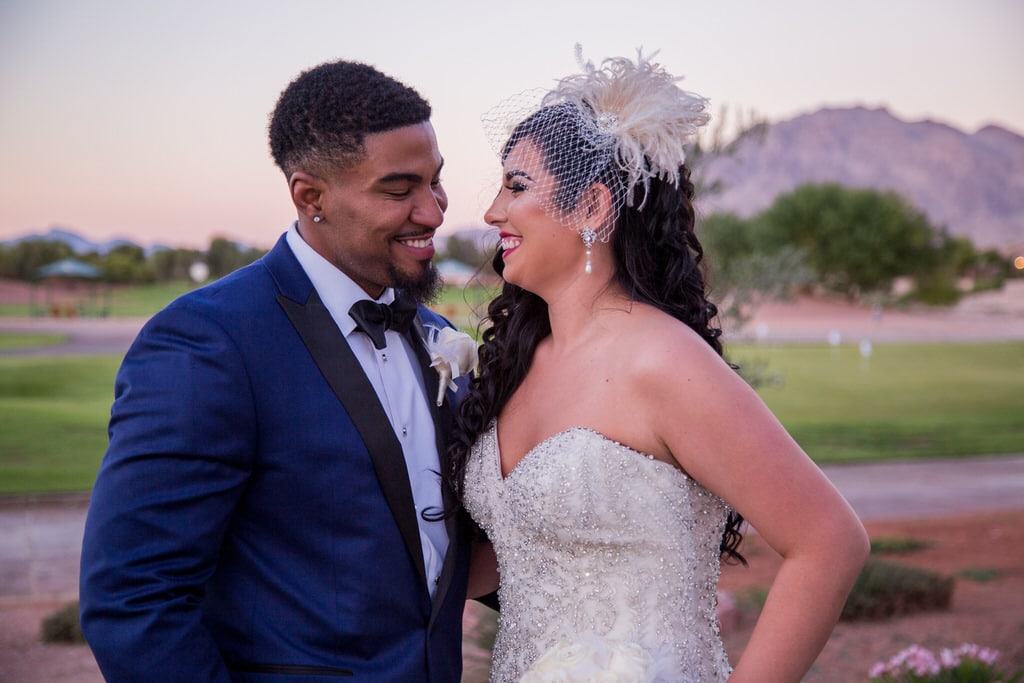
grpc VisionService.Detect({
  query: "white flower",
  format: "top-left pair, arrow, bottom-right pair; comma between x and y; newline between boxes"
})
521,635 -> 666,683
424,325 -> 478,406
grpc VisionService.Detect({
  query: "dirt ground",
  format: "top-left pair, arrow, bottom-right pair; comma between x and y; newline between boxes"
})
720,509 -> 1024,681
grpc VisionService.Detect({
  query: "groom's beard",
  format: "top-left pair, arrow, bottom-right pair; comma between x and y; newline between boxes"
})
391,262 -> 442,304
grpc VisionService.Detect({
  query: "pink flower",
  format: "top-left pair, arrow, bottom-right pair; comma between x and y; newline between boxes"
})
868,642 -> 1012,682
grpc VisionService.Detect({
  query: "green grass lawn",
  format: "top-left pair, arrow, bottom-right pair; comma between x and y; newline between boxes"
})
729,342 -> 1024,462
432,284 -> 500,335
0,333 -> 68,349
0,280 -> 199,318
0,355 -> 121,493
104,281 -> 198,316
1,280 -> 1021,495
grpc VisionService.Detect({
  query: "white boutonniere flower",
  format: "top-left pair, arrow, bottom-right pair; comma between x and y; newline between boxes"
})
424,325 -> 478,407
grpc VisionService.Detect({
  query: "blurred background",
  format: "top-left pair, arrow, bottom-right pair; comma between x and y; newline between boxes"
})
1,3 -> 1023,680
2,0 -> 1022,250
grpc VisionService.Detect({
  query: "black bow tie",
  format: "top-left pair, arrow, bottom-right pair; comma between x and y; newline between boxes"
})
348,292 -> 418,350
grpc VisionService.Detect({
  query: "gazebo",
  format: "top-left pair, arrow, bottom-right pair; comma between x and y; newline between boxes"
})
30,258 -> 111,317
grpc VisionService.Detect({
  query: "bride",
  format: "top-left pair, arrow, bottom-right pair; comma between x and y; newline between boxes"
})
445,48 -> 869,682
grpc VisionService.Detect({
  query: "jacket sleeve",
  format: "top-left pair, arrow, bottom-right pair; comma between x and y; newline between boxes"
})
79,302 -> 253,682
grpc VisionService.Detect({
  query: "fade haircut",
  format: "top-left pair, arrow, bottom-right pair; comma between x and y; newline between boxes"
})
268,60 -> 432,178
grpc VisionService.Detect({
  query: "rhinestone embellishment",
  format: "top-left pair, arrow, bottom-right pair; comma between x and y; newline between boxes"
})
595,112 -> 618,133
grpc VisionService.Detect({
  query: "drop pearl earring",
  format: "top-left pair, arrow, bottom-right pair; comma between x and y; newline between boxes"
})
581,227 -> 597,274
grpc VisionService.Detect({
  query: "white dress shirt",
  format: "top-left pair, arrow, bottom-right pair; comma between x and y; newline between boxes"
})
286,225 -> 448,596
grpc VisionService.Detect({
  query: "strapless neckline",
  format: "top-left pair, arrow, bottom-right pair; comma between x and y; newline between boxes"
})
491,419 -> 683,483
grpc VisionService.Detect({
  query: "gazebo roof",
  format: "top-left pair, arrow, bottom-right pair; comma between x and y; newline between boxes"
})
33,258 -> 101,280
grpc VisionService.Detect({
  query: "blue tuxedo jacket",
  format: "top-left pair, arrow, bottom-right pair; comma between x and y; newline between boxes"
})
80,235 -> 471,682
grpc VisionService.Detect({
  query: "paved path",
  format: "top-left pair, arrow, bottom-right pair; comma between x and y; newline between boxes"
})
2,455 -> 1022,603
734,280 -> 1024,344
0,317 -> 145,356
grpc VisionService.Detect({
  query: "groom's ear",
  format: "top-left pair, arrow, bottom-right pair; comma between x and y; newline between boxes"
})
289,171 -> 324,221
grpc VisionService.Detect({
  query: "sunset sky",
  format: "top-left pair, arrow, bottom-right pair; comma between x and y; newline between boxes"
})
2,0 -> 1021,250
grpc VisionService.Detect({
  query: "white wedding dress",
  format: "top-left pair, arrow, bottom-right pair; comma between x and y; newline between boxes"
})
464,421 -> 733,682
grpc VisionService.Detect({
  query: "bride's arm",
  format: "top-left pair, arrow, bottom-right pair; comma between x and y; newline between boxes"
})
643,332 -> 870,682
467,539 -> 500,599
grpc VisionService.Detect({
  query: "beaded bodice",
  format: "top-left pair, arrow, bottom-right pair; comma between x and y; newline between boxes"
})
463,421 -> 733,682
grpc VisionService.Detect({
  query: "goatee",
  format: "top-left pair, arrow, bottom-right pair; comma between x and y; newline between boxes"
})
391,262 -> 442,304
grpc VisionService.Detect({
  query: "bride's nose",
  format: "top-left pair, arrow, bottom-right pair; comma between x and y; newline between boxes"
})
484,195 -> 505,227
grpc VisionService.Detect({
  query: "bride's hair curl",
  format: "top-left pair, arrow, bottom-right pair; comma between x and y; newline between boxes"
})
446,47 -> 745,564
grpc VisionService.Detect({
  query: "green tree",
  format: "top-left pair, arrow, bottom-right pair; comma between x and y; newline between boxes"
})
698,212 -> 812,328
758,183 -> 941,299
0,239 -> 74,280
101,244 -> 154,284
205,238 -> 266,278
443,232 -> 494,271
150,247 -> 205,281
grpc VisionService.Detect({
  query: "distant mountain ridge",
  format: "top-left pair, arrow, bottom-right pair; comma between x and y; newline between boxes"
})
1,227 -> 154,256
7,108 -> 1022,253
697,106 -> 1024,250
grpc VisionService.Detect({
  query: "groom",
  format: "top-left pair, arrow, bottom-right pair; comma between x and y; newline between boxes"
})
80,60 -> 470,681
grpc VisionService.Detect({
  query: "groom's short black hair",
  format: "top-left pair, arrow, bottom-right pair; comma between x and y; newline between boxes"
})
268,60 -> 432,178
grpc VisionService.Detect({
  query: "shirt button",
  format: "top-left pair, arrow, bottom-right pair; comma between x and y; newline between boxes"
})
381,353 -> 388,362
402,427 -> 408,436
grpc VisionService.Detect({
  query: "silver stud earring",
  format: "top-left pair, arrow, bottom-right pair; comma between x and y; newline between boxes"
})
312,215 -> 322,223
581,227 -> 597,274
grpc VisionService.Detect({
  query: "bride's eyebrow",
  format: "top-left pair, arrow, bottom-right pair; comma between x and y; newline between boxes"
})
504,170 -> 533,182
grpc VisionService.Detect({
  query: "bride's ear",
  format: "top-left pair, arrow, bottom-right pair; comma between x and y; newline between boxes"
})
577,182 -> 615,233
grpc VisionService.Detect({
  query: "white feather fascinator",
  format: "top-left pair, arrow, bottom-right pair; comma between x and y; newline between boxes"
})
482,45 -> 710,241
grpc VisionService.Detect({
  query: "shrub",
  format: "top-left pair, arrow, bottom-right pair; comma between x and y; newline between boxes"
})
40,601 -> 84,643
870,536 -> 933,554
958,567 -> 1001,583
841,558 -> 954,620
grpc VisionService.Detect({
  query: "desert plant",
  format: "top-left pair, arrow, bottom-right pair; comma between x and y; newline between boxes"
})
870,536 -> 933,554
957,568 -> 1001,583
40,601 -> 84,643
841,558 -> 954,620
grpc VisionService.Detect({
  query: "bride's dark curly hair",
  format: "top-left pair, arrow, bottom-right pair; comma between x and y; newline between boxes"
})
445,103 -> 745,564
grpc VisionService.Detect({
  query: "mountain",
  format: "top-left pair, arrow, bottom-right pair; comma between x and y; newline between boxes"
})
2,227 -> 142,255
696,107 -> 1024,250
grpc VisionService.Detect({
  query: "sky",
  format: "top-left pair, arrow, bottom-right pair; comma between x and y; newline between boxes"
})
1,0 -> 1022,250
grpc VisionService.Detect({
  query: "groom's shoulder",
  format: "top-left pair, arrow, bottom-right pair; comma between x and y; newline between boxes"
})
417,304 -> 455,329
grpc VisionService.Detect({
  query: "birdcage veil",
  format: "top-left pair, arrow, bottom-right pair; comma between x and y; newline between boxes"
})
481,45 -> 710,243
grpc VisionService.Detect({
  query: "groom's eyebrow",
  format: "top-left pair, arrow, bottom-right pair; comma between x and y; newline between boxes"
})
377,160 -> 446,185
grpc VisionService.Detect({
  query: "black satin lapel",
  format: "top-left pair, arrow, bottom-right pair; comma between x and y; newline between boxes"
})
407,317 -> 447,459
277,291 -> 426,584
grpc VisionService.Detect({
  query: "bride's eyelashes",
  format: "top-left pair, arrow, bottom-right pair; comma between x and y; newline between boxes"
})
503,169 -> 533,195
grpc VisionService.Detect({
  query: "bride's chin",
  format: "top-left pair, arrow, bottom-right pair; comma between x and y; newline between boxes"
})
500,265 -> 522,288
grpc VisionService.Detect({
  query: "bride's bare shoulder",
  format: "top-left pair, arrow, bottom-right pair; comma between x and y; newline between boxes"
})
616,302 -> 719,351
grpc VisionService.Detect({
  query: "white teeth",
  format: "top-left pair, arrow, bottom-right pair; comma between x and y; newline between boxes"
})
400,237 -> 433,248
502,237 -> 522,250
